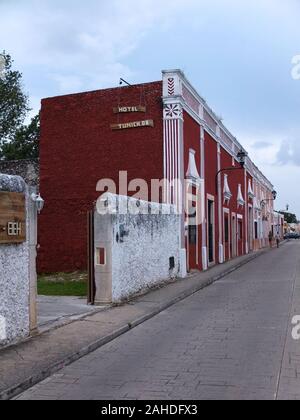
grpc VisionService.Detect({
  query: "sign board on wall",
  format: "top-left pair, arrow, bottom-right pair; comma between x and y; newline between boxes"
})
113,106 -> 146,114
0,192 -> 26,244
111,120 -> 154,131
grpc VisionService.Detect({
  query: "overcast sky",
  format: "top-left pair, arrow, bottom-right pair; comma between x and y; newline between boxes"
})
1,0 -> 300,216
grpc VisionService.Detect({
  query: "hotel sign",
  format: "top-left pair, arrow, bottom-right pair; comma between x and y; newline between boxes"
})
113,106 -> 146,114
111,120 -> 154,130
0,192 -> 26,244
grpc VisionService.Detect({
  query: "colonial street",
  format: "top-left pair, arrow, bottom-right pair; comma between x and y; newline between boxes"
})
18,241 -> 300,400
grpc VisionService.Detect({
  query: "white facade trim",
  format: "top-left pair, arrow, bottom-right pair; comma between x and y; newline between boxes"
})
186,149 -> 201,181
223,174 -> 232,204
237,184 -> 245,208
248,179 -> 255,199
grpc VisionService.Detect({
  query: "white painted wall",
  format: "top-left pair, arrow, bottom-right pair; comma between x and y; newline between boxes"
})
0,174 -> 31,347
94,194 -> 181,303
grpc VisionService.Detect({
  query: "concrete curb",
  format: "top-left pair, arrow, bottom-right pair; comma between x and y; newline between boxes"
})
1,246 -> 275,400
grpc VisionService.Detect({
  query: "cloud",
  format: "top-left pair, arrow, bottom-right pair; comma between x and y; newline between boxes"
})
276,139 -> 300,166
1,0 -> 300,100
0,0 -> 201,96
2,0 -> 300,217
252,141 -> 273,149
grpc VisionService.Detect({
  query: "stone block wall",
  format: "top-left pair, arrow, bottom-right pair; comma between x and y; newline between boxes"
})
0,174 -> 32,347
0,159 -> 39,188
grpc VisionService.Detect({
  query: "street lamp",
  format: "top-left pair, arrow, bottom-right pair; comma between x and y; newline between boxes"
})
215,149 -> 248,193
31,193 -> 45,214
236,150 -> 248,168
260,190 -> 277,209
119,78 -> 132,87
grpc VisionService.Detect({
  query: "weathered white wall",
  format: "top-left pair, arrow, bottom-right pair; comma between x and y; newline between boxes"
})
112,211 -> 180,302
94,194 -> 181,303
0,174 -> 30,347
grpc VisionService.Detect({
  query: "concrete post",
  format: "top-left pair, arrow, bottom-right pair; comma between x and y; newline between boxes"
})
0,174 -> 34,347
93,213 -> 113,305
28,186 -> 38,333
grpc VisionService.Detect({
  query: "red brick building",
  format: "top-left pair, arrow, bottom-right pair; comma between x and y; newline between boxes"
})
38,69 -> 275,274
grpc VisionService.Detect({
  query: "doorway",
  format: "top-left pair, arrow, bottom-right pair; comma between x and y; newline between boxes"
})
223,210 -> 230,261
188,206 -> 198,270
238,218 -> 243,256
248,206 -> 253,252
231,214 -> 237,258
207,198 -> 215,265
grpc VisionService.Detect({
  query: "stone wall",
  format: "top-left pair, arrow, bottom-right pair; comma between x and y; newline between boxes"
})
94,194 -> 181,304
0,159 -> 39,188
0,174 -> 31,347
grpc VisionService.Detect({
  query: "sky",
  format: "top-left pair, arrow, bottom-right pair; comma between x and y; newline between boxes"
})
1,0 -> 300,216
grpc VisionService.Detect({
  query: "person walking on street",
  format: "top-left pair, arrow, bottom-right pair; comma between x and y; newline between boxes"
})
276,233 -> 280,248
269,231 -> 273,249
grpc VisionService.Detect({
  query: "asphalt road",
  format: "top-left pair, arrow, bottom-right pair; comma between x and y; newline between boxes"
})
18,241 -> 300,400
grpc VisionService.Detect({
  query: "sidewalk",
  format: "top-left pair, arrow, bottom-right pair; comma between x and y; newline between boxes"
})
0,247 -> 271,400
37,296 -> 107,334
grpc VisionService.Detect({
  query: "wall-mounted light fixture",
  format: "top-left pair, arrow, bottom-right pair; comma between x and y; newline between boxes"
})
260,190 -> 277,209
119,78 -> 131,87
31,193 -> 45,214
215,149 -> 248,194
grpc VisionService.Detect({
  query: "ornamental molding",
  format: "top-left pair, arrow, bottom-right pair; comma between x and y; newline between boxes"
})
168,77 -> 175,96
162,71 -> 183,97
186,149 -> 201,183
248,179 -> 255,200
253,196 -> 261,211
223,174 -> 232,204
182,84 -> 200,115
163,103 -> 183,120
237,184 -> 245,208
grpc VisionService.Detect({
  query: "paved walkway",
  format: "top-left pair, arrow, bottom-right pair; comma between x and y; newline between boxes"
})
16,241 -> 300,400
38,296 -> 106,332
0,248 -> 264,400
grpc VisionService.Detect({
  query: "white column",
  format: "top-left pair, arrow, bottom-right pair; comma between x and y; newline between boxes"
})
163,101 -> 187,278
217,143 -> 224,263
244,169 -> 249,254
200,126 -> 208,270
178,113 -> 187,277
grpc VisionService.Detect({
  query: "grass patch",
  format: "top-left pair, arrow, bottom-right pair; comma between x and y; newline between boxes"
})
37,272 -> 88,297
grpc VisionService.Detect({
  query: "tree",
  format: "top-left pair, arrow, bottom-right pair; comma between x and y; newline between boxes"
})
0,114 -> 40,160
280,212 -> 298,224
0,51 -> 29,148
